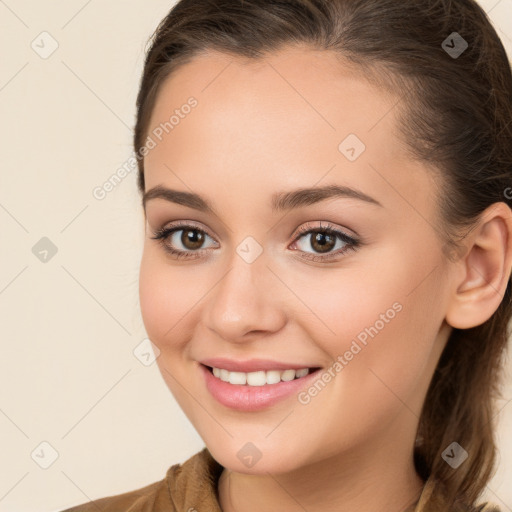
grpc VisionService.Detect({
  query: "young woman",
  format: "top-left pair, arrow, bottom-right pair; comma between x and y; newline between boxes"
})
61,0 -> 512,510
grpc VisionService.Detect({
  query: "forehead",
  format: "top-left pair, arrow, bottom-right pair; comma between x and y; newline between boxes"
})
147,46 -> 399,142
143,46 -> 435,221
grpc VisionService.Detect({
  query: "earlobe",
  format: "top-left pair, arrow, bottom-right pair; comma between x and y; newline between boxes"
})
445,202 -> 512,330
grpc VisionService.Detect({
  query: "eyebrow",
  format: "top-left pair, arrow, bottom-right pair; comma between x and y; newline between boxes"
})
142,183 -> 383,214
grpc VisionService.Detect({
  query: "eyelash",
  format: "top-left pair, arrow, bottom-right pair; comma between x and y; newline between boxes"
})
150,220 -> 360,262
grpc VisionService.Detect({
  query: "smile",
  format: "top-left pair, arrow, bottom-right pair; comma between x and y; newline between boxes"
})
208,366 -> 313,386
200,363 -> 323,412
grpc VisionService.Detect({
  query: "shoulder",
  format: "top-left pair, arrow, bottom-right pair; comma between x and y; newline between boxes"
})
58,477 -> 170,512
58,447 -> 224,512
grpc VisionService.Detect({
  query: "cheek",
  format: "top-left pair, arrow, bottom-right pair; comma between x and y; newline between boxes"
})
292,265 -> 410,352
294,255 -> 442,399
138,249 -> 199,350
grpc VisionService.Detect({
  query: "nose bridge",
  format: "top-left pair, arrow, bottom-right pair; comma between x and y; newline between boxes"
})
204,243 -> 285,340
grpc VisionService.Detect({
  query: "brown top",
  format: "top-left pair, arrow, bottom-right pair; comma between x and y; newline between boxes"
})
59,447 -> 502,512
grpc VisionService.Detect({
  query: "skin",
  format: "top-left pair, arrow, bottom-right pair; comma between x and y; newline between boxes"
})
138,46 -> 512,512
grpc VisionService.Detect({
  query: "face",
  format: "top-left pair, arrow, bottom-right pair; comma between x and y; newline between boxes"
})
139,46 -> 454,475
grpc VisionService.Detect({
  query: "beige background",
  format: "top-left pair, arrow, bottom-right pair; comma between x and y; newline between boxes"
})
0,1 -> 511,511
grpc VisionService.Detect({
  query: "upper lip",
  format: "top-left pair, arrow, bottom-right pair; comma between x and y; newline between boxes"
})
200,357 -> 319,373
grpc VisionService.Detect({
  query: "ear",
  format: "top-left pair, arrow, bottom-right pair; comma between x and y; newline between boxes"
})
445,202 -> 512,329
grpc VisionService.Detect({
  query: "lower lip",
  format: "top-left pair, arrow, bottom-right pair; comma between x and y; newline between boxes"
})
200,364 -> 321,412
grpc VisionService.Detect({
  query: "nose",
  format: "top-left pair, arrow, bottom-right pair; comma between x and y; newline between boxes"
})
203,250 -> 287,342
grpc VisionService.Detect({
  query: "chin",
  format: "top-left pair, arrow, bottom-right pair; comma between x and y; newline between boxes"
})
205,438 -> 311,475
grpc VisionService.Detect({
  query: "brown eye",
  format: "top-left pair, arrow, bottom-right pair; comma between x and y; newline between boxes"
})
151,223 -> 218,259
294,229 -> 347,255
290,222 -> 360,262
181,229 -> 205,250
309,231 -> 336,253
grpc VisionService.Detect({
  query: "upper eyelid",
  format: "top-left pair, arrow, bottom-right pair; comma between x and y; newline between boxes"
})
162,220 -> 215,236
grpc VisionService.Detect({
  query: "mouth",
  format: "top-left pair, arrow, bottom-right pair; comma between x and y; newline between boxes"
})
202,364 -> 322,387
200,362 -> 323,412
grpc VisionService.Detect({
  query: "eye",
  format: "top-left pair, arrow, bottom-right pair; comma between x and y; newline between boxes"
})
150,222 -> 218,260
150,220 -> 361,263
289,221 -> 360,262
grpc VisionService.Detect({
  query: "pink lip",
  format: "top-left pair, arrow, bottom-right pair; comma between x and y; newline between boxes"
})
200,357 -> 316,373
199,363 -> 321,412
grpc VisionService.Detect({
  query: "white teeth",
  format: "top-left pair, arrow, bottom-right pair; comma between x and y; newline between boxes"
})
281,369 -> 296,381
247,371 -> 266,386
210,366 -> 312,386
266,370 -> 281,385
228,372 -> 247,385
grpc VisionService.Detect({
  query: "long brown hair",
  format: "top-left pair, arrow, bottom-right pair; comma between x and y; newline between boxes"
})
133,1 -> 512,510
